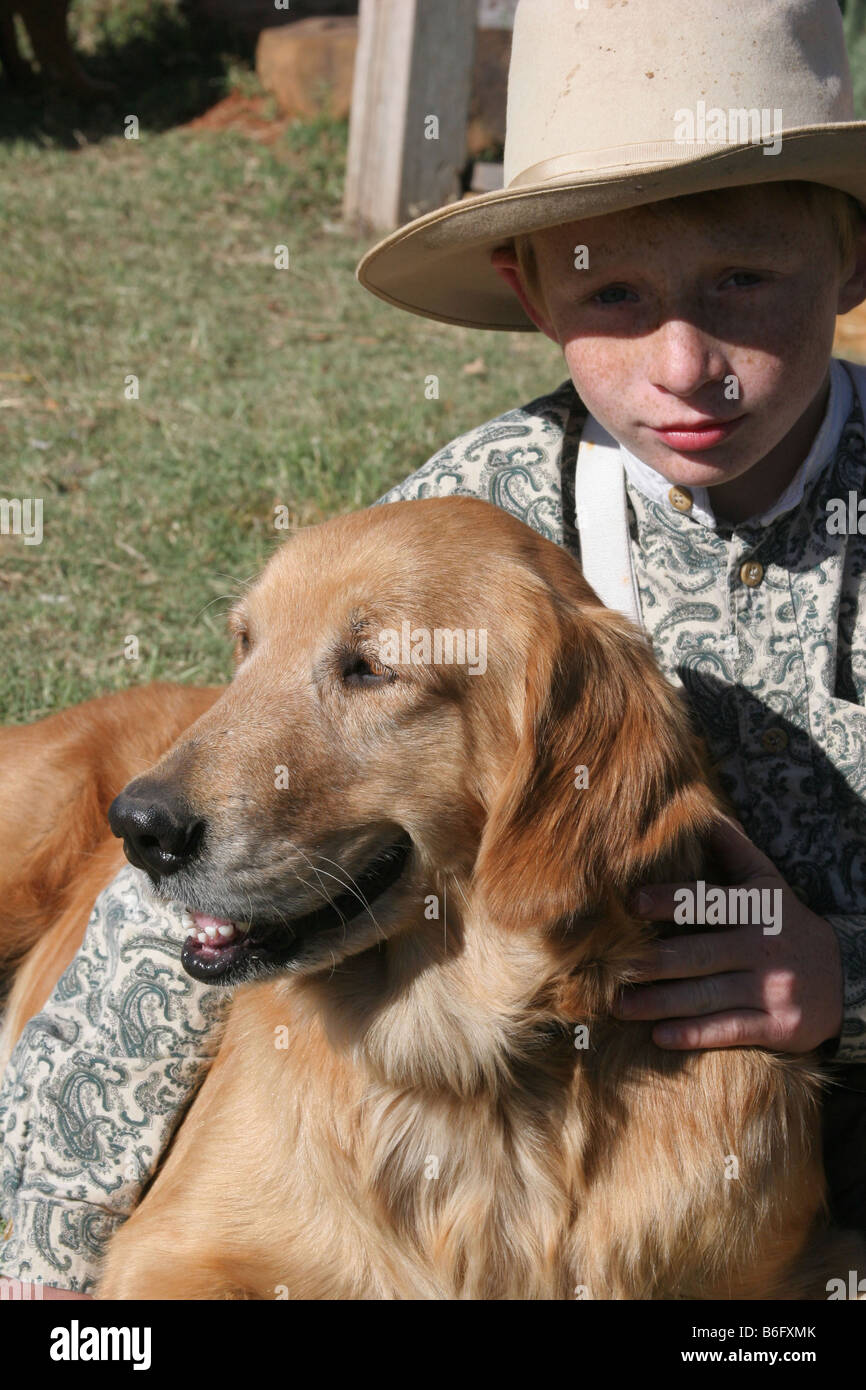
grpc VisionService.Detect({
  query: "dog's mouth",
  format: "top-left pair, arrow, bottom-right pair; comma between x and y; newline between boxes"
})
179,830 -> 413,985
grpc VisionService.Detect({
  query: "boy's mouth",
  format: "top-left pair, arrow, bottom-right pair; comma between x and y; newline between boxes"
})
649,415 -> 745,451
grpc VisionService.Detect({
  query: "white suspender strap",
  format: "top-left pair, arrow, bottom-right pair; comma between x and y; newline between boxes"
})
573,410 -> 642,625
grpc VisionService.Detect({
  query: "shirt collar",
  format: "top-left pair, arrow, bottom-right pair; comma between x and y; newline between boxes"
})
617,358 -> 853,531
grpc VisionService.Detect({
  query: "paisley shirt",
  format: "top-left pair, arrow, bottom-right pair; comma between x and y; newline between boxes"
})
0,867 -> 231,1292
375,360 -> 866,1063
2,359 -> 865,1293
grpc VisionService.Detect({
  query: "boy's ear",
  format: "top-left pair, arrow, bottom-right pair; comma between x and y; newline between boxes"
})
473,586 -> 721,931
837,216 -> 866,316
490,246 -> 559,343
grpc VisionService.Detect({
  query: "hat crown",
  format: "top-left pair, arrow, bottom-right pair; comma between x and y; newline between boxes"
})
504,0 -> 853,186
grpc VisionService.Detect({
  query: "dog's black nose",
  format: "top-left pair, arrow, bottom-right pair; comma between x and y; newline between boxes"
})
108,788 -> 205,878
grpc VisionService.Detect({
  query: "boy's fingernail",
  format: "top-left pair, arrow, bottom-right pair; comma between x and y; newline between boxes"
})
629,890 -> 652,915
614,991 -> 634,1016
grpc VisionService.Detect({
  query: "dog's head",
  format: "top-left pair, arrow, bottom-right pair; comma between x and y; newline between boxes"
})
109,497 -> 719,987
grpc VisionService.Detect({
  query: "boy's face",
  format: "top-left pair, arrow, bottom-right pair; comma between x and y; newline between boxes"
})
494,185 -> 866,508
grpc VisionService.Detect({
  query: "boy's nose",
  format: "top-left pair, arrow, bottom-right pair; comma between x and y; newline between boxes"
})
649,319 -> 727,398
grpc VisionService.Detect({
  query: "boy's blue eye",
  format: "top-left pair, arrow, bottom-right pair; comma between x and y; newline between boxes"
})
593,286 -> 636,305
724,271 -> 763,288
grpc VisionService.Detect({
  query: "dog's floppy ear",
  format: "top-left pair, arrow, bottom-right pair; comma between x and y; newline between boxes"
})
474,577 -> 721,931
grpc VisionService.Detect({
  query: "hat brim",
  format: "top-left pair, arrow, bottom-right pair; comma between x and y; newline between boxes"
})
356,126 -> 866,331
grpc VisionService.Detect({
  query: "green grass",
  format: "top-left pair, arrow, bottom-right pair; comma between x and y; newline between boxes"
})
0,3 -> 561,723
844,0 -> 866,118
3,0 -> 864,724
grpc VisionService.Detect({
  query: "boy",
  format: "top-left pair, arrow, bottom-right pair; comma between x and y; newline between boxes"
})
358,0 -> 866,1228
2,0 -> 866,1295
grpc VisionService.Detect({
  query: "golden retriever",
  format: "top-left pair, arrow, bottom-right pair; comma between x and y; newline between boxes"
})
0,496 -> 858,1299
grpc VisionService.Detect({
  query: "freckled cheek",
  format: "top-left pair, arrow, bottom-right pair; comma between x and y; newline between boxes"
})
733,295 -> 836,406
559,337 -> 645,417
735,296 -> 826,361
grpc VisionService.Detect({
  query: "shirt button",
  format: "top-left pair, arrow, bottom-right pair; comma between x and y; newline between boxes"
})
761,728 -> 788,754
668,485 -> 693,512
739,560 -> 764,587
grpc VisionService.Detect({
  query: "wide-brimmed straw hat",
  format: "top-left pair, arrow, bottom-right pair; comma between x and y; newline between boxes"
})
356,0 -> 866,331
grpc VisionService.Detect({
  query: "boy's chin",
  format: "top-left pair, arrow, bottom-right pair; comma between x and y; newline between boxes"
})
652,452 -> 754,485
632,432 -> 758,486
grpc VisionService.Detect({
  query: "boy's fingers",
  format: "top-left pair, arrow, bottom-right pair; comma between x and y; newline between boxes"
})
629,884 -> 686,918
707,815 -> 775,879
632,929 -> 754,981
651,1009 -> 773,1051
614,970 -> 755,1022
629,883 -> 739,921
629,820 -> 781,919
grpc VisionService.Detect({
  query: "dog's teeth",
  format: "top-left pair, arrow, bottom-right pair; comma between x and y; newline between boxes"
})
179,910 -> 195,930
186,914 -> 249,945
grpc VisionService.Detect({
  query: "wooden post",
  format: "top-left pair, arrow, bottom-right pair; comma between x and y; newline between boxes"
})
343,0 -> 478,234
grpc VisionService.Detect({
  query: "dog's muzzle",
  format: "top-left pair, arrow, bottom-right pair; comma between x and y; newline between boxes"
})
178,830 -> 414,984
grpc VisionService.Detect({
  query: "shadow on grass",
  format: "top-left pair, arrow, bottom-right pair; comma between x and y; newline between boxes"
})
0,3 -> 256,148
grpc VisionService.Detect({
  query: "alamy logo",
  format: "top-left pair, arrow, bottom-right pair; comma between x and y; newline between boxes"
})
1,1275 -> 43,1299
378,621 -> 487,675
674,880 -> 782,935
826,1270 -> 866,1300
826,492 -> 866,534
49,1319 -> 152,1370
673,101 -> 783,156
0,497 -> 42,545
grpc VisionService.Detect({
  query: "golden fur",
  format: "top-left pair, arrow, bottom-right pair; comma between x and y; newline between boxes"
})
0,497 -> 859,1298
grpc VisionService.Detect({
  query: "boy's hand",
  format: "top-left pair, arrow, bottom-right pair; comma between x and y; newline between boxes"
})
613,818 -> 844,1052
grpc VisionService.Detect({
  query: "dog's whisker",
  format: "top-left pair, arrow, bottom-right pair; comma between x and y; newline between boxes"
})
451,875 -> 472,911
302,848 -> 392,937
305,851 -> 373,903
210,570 -> 259,592
301,845 -> 384,907
283,840 -> 353,930
194,594 -> 243,622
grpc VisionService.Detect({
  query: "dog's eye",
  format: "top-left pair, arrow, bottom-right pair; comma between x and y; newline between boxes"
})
341,653 -> 395,688
235,629 -> 251,660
